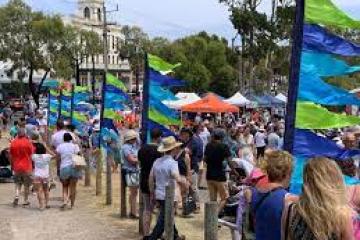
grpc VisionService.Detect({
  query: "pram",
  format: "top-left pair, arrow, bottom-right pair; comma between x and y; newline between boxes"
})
0,148 -> 13,182
218,158 -> 257,240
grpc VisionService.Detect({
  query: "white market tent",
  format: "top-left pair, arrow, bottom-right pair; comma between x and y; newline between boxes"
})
224,92 -> 250,106
275,93 -> 287,103
163,92 -> 201,110
175,92 -> 201,100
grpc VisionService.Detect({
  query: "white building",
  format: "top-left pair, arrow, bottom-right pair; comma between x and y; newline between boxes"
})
63,0 -> 132,90
0,61 -> 50,99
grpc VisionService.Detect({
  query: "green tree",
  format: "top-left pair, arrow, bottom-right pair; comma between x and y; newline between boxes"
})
119,25 -> 151,93
82,31 -> 102,102
0,0 -> 66,105
219,0 -> 295,93
151,32 -> 238,97
57,26 -> 88,86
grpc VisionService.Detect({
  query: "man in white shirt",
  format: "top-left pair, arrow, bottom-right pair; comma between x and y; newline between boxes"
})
51,120 -> 68,178
147,136 -> 188,240
254,126 -> 267,159
51,120 -> 68,150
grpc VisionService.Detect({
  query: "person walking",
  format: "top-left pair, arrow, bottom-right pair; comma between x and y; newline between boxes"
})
238,126 -> 255,164
204,129 -> 231,214
56,133 -> 81,209
254,126 -> 267,160
9,128 -> 34,206
51,120 -> 68,150
179,127 -> 203,213
138,128 -> 162,238
147,136 -> 188,240
267,126 -> 281,151
9,120 -> 19,140
282,157 -> 354,240
121,130 -> 140,218
32,142 -> 55,210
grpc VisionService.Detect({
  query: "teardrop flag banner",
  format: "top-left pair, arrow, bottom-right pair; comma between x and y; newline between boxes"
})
285,0 -> 360,193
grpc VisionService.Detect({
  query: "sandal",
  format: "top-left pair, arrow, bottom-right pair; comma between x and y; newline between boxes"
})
129,214 -> 139,219
12,197 -> 19,207
60,203 -> 67,210
22,202 -> 30,207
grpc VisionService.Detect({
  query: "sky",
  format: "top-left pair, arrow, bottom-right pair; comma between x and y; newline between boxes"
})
0,0 -> 360,41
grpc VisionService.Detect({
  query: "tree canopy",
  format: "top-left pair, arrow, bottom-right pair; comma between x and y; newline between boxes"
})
0,0 -> 102,105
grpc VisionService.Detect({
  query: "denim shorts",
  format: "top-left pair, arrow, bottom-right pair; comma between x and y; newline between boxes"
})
59,166 -> 82,181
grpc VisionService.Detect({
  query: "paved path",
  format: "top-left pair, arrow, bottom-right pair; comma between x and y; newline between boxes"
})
0,182 -> 130,240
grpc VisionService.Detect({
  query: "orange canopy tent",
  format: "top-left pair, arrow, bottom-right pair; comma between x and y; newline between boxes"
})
181,93 -> 239,113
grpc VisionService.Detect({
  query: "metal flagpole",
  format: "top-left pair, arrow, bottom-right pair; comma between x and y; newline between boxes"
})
141,53 -> 150,144
70,84 -> 75,125
284,0 -> 305,153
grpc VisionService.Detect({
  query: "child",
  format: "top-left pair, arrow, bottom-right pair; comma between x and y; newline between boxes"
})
32,142 -> 55,210
9,121 -> 19,140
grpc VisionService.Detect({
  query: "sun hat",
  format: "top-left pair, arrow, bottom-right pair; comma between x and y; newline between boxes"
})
243,168 -> 268,186
124,130 -> 138,142
157,136 -> 183,153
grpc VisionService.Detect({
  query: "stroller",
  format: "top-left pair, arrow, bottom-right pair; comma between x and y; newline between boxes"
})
0,148 -> 13,182
218,160 -> 262,240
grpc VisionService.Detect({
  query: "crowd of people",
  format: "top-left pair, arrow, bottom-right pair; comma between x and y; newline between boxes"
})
7,112 -> 97,210
3,106 -> 360,240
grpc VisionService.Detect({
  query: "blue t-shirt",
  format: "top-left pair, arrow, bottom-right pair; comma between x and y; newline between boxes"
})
121,143 -> 139,170
251,187 -> 287,240
26,117 -> 39,126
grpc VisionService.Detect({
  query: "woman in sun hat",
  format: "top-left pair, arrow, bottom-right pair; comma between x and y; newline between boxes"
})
146,136 -> 188,240
121,129 -> 140,218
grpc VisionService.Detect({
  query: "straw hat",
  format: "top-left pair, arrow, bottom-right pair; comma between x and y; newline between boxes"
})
158,136 -> 183,153
124,130 -> 138,142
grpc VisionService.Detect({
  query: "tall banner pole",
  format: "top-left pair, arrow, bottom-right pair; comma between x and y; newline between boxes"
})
47,89 -> 51,143
284,0 -> 305,153
58,88 -> 63,120
99,72 -> 106,146
70,84 -> 75,125
141,53 -> 150,144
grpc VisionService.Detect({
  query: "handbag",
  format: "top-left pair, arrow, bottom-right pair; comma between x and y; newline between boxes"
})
124,168 -> 139,187
72,154 -> 86,169
182,195 -> 197,216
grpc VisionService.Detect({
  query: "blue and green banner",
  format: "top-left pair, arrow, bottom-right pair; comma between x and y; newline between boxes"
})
72,86 -> 91,134
285,0 -> 360,194
48,89 -> 60,128
141,54 -> 185,143
100,73 -> 130,144
60,89 -> 72,118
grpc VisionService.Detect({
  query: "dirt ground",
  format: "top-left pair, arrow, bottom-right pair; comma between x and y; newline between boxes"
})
0,134 -> 232,240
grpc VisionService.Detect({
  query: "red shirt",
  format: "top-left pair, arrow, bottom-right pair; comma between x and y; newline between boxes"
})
10,137 -> 34,173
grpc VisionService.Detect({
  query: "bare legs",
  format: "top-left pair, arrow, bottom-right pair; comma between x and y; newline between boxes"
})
69,179 -> 77,208
35,182 -> 49,209
129,186 -> 138,217
61,179 -> 78,209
